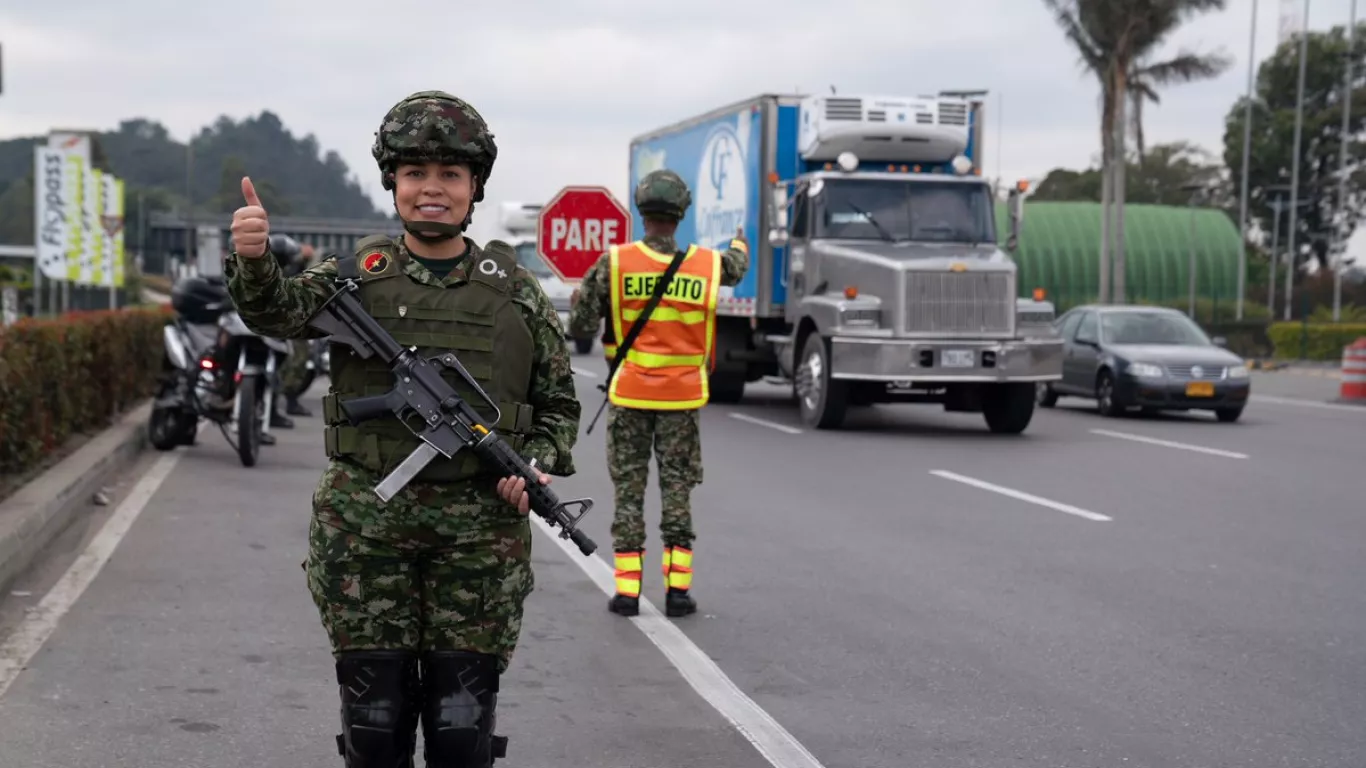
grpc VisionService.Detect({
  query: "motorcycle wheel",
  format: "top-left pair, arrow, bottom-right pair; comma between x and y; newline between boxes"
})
236,374 -> 262,467
148,407 -> 180,451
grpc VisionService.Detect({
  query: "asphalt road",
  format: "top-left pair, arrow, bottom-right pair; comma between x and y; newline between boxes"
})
1,357 -> 1363,768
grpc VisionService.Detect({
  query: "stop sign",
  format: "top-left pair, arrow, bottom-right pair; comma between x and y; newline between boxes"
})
536,186 -> 632,282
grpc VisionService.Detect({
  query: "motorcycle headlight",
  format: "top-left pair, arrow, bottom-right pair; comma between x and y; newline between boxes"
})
1127,362 -> 1164,378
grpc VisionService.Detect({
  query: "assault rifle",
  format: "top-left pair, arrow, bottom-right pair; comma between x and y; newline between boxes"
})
305,278 -> 597,556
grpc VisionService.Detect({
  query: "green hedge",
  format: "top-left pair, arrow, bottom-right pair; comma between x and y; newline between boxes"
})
1267,322 -> 1366,361
0,306 -> 171,477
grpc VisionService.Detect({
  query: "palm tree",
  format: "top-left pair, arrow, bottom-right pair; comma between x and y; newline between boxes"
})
1043,0 -> 1231,304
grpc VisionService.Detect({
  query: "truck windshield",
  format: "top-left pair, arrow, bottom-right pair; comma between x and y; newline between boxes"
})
814,179 -> 996,244
514,242 -> 554,279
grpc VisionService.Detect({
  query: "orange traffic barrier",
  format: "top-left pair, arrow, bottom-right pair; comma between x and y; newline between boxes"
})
1340,338 -> 1366,402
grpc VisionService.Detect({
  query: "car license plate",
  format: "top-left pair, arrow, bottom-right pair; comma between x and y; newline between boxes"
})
1185,381 -> 1215,397
942,349 -> 975,368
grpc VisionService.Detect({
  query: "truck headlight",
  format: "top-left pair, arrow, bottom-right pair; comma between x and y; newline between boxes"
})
1127,362 -> 1164,378
839,308 -> 880,327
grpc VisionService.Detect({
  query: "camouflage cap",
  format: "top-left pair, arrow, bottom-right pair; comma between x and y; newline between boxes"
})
634,169 -> 691,220
372,90 -> 498,200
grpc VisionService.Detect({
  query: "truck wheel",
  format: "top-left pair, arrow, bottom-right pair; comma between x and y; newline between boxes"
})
795,334 -> 848,429
982,383 -> 1036,434
708,370 -> 746,403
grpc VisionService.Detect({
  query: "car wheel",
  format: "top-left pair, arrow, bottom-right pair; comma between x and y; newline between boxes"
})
1036,382 -> 1058,408
1095,370 -> 1124,417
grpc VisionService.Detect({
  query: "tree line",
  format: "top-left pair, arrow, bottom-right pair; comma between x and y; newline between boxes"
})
0,111 -> 395,250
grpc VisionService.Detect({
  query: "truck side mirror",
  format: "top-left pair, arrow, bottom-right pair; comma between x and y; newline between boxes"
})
1005,188 -> 1025,253
770,185 -> 791,246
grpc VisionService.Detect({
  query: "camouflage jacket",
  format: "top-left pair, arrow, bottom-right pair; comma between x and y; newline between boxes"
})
567,234 -> 749,340
225,235 -> 582,476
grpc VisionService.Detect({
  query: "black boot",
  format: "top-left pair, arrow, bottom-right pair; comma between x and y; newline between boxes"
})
287,395 -> 313,416
270,406 -> 294,429
665,588 -> 697,618
607,594 -> 640,616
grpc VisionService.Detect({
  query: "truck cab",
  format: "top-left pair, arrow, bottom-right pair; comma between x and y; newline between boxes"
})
766,94 -> 1062,431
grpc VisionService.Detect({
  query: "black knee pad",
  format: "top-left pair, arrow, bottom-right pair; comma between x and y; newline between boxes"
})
419,651 -> 507,767
335,650 -> 421,767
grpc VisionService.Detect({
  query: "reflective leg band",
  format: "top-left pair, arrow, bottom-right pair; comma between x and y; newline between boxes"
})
662,546 -> 693,590
614,551 -> 642,597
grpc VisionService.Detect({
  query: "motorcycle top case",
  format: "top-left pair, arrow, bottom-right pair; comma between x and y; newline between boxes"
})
171,275 -> 231,325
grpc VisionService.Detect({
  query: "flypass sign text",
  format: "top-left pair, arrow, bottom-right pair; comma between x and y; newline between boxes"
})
32,142 -> 126,287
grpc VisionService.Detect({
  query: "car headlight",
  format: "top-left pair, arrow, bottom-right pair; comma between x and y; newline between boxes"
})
1227,364 -> 1249,378
1127,362 -> 1164,378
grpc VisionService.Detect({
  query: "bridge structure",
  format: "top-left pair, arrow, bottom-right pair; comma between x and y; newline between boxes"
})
144,212 -> 403,276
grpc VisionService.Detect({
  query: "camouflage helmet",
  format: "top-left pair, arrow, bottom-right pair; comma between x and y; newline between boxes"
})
634,169 -> 691,220
371,90 -> 498,201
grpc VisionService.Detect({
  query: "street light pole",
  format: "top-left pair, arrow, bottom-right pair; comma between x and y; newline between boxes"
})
1284,0 -> 1312,321
1236,0 -> 1259,321
1333,0 -> 1358,322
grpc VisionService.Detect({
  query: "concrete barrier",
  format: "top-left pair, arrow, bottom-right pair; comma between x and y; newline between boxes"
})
0,402 -> 151,596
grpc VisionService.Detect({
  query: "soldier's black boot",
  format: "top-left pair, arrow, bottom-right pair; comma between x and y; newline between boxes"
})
665,588 -> 697,618
287,395 -> 313,417
608,550 -> 643,617
270,407 -> 294,429
662,546 -> 697,617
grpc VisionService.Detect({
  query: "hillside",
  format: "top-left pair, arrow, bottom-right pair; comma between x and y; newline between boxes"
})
0,112 -> 392,246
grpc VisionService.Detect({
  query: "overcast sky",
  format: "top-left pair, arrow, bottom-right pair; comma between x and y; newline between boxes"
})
2,0 -> 1361,254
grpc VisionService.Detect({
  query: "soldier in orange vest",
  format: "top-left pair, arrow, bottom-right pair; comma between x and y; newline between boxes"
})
568,169 -> 748,618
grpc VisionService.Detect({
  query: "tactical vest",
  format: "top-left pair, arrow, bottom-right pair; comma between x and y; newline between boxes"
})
321,235 -> 537,482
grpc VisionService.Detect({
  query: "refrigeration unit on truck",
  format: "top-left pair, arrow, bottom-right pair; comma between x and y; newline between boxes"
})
496,201 -> 590,354
625,91 -> 1063,433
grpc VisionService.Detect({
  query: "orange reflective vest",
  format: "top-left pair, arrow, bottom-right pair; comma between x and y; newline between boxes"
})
607,240 -> 722,410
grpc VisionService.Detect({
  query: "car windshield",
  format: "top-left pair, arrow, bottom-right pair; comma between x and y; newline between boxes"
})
813,178 -> 996,245
514,242 -> 554,279
1101,311 -> 1211,345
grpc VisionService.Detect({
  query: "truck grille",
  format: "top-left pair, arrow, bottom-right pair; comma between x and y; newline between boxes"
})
904,272 -> 1015,335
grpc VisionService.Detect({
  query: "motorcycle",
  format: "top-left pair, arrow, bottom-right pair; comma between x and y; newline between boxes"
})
147,275 -> 293,467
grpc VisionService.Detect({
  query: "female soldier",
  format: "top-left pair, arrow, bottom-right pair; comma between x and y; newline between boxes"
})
225,90 -> 582,767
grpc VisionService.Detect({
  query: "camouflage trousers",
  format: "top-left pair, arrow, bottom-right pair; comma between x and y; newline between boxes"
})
303,460 -> 535,674
281,338 -> 311,397
605,404 -> 703,552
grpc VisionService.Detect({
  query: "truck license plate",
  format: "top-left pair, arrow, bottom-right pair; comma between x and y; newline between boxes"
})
942,349 -> 975,368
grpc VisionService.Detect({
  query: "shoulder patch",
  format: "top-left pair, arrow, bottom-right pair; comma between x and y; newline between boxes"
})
469,240 -> 517,294
348,234 -> 401,282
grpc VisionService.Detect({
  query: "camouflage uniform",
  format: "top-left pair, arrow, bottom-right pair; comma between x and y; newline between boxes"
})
567,169 -> 748,619
226,90 -> 580,768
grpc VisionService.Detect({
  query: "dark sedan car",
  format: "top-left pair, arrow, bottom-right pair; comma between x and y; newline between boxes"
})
1036,305 -> 1251,422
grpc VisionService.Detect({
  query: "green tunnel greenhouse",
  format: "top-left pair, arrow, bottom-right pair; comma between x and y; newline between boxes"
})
994,201 -> 1242,311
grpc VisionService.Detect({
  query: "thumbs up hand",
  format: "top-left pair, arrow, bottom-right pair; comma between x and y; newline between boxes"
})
231,177 -> 270,259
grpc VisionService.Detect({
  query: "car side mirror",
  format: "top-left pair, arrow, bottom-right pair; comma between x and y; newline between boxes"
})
1212,336 -> 1228,348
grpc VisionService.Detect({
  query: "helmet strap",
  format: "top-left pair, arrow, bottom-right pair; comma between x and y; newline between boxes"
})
393,191 -> 476,243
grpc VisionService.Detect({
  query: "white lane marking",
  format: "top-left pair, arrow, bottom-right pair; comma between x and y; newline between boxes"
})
531,517 -> 827,768
728,412 -> 804,435
0,453 -> 181,699
929,470 -> 1113,522
571,366 -> 598,378
1090,429 -> 1249,459
1251,394 -> 1366,413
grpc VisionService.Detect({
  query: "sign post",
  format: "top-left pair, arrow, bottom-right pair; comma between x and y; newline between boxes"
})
536,186 -> 631,282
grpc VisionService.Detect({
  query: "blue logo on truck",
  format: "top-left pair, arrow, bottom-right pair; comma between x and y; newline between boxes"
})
695,123 -> 747,250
